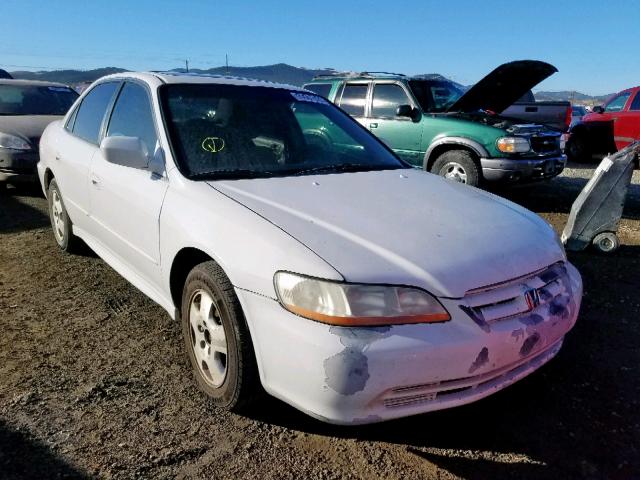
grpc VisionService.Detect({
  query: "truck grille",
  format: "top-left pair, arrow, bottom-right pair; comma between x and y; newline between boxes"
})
530,135 -> 560,154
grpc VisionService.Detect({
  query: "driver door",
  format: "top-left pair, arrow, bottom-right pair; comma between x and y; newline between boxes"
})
88,81 -> 168,285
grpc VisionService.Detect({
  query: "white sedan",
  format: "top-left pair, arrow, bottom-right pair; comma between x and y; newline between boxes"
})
38,72 -> 582,424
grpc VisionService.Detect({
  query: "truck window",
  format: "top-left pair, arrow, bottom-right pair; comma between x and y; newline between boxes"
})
629,92 -> 640,111
303,83 -> 332,99
371,83 -> 410,118
604,92 -> 631,113
338,83 -> 368,117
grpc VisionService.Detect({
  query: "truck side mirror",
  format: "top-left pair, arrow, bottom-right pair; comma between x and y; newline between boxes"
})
396,104 -> 421,122
592,105 -> 604,114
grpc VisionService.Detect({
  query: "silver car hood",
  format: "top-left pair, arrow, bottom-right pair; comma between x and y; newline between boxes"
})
209,169 -> 564,298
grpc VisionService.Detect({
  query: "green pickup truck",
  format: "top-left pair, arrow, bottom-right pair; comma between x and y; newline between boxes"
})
303,60 -> 566,187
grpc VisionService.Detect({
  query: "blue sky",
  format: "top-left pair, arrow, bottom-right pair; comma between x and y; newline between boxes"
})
1,0 -> 636,95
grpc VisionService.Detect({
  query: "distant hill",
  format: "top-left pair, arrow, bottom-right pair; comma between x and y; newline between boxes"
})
534,90 -> 613,105
8,63 -> 335,87
10,67 -> 127,84
8,63 -> 612,103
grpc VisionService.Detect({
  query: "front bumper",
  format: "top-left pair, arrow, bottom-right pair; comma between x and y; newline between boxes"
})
481,154 -> 566,183
237,262 -> 582,425
0,149 -> 39,183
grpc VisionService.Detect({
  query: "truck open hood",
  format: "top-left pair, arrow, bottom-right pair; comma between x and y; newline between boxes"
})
209,169 -> 565,298
447,60 -> 557,114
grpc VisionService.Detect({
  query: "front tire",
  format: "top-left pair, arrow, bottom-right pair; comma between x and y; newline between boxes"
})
47,178 -> 82,253
181,261 -> 260,412
566,133 -> 590,163
431,150 -> 481,187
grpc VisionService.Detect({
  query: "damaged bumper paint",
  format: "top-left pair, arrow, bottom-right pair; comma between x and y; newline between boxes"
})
237,261 -> 582,425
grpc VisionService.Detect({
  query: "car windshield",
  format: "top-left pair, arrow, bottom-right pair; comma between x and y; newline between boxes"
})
0,84 -> 78,115
408,79 -> 465,113
160,84 -> 406,180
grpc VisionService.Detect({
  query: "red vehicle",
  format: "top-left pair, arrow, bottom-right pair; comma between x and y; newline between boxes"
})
567,86 -> 640,162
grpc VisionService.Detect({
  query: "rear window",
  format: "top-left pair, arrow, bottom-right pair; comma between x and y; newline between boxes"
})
303,83 -> 332,99
0,84 -> 78,115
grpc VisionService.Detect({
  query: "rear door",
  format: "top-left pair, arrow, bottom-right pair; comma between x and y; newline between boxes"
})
368,81 -> 423,165
88,81 -> 168,285
54,82 -> 120,226
335,81 -> 369,127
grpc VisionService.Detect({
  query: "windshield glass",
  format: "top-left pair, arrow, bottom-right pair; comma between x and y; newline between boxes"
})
160,84 -> 406,180
408,79 -> 465,112
0,84 -> 78,115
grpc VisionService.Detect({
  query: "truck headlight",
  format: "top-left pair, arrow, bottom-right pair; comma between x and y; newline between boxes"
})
274,271 -> 450,326
0,132 -> 32,151
497,136 -> 530,153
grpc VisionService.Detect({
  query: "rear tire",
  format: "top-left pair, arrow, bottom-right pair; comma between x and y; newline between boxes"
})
181,260 -> 260,412
431,150 -> 481,187
47,178 -> 82,253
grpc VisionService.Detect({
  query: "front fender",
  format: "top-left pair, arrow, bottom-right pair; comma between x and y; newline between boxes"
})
423,136 -> 490,169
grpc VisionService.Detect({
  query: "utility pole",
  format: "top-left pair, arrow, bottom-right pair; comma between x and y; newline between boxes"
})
225,54 -> 229,75
185,59 -> 189,73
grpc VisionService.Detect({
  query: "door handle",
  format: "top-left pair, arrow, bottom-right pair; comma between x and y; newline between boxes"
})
90,174 -> 101,186
54,152 -> 61,161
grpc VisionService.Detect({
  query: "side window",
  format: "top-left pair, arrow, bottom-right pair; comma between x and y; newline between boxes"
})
629,92 -> 640,111
72,82 -> 119,144
303,83 -> 332,99
604,92 -> 631,113
106,82 -> 158,155
371,83 -> 410,118
338,83 -> 368,117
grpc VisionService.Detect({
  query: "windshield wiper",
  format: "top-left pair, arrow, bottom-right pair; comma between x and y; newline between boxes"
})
189,168 -> 279,180
294,163 -> 395,176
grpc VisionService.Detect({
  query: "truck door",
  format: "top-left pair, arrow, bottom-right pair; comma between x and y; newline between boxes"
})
602,90 -> 633,150
367,81 -> 423,165
626,90 -> 640,142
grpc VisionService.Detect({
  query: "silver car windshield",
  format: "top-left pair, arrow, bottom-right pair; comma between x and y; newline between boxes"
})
160,84 -> 407,180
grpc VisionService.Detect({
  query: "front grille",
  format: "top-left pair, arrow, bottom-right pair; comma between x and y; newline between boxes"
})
463,262 -> 568,324
530,135 -> 560,154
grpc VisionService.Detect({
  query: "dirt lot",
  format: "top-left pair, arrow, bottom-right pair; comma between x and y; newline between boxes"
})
1,165 -> 639,480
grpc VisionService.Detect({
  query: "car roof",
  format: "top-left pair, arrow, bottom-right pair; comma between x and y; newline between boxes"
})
0,78 -> 73,88
309,72 -> 407,83
97,71 -> 305,91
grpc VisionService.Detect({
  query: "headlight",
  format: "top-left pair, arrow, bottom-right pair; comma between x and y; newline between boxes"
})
274,271 -> 450,326
496,136 -> 530,153
0,132 -> 32,150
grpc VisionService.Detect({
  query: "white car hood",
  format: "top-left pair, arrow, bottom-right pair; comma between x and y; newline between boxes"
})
209,169 -> 564,298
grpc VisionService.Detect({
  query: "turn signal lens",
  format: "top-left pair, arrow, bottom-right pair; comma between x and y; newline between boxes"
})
496,136 -> 530,153
274,272 -> 450,326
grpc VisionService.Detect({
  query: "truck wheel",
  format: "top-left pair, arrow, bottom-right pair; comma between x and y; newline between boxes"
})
181,260 -> 260,412
47,178 -> 82,253
431,150 -> 481,187
566,134 -> 589,163
592,232 -> 619,254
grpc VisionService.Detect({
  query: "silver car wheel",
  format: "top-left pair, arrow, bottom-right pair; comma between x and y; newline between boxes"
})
441,162 -> 468,183
189,289 -> 228,387
51,189 -> 66,244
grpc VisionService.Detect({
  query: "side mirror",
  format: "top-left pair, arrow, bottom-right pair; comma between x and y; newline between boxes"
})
396,104 -> 421,121
100,136 -> 149,169
592,105 -> 604,114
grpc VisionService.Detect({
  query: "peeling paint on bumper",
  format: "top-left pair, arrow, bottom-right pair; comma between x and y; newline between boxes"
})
236,261 -> 582,425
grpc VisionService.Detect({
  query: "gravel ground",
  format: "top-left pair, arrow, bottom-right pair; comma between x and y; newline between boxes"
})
1,163 -> 639,480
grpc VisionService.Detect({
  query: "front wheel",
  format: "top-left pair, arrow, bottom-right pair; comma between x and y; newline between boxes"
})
431,150 -> 481,187
47,178 -> 82,253
181,261 -> 260,412
566,134 -> 590,163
